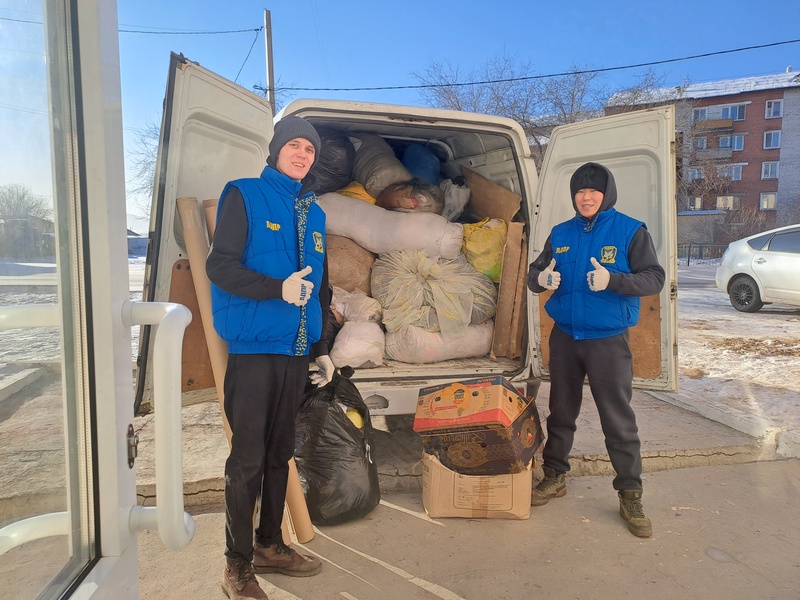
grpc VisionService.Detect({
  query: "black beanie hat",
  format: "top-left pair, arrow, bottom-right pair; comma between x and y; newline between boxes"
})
570,162 -> 608,197
267,116 -> 321,167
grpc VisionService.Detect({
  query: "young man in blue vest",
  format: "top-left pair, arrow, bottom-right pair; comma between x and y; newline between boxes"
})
208,116 -> 334,599
526,162 -> 665,538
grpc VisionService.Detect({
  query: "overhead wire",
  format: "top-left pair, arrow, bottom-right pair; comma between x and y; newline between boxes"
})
2,15 -> 798,91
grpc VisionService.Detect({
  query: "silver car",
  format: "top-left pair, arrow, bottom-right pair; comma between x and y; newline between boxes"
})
715,224 -> 800,312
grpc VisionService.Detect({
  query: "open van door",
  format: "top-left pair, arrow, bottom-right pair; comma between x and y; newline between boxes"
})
529,106 -> 678,392
135,54 -> 274,413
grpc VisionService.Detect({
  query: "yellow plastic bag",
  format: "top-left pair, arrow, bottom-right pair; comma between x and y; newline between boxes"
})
461,218 -> 507,283
336,181 -> 377,204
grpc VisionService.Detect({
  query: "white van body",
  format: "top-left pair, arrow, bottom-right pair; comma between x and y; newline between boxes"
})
135,53 -> 677,416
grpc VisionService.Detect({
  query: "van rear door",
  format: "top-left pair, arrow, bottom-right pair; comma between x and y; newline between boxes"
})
530,106 -> 678,392
135,54 -> 273,412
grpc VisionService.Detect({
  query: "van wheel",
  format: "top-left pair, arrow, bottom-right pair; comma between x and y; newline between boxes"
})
729,276 -> 763,312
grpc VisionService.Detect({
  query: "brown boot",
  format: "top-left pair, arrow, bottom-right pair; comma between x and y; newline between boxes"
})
222,557 -> 269,599
618,489 -> 652,538
253,541 -> 322,577
531,466 -> 566,506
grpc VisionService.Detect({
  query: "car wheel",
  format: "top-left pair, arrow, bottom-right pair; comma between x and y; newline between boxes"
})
728,276 -> 763,312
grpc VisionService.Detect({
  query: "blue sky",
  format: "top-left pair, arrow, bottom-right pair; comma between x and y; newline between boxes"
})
2,0 -> 800,218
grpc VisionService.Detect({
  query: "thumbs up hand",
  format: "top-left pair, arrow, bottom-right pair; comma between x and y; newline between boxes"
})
587,257 -> 610,291
537,258 -> 561,291
282,266 -> 314,306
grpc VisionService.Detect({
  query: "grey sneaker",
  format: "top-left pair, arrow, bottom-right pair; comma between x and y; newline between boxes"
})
222,557 -> 269,599
531,466 -> 566,506
618,489 -> 652,538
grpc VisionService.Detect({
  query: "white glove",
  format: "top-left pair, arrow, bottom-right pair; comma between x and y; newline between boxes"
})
282,266 -> 314,306
537,258 -> 561,291
587,257 -> 610,291
310,355 -> 335,387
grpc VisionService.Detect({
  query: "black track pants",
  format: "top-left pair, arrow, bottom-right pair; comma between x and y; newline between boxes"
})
543,325 -> 643,490
223,353 -> 310,561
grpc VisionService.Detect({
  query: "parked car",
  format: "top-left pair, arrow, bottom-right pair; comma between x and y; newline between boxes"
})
715,224 -> 800,312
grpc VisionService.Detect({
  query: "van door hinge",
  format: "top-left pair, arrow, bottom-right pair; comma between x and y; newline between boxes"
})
127,424 -> 139,468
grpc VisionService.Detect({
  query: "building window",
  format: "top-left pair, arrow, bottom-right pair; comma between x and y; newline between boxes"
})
717,164 -> 743,181
693,108 -> 707,121
764,130 -> 781,149
765,99 -> 783,118
688,197 -> 703,211
719,134 -> 744,150
716,195 -> 741,210
762,161 -> 779,179
694,137 -> 707,150
721,104 -> 746,120
760,193 -> 776,210
688,167 -> 704,181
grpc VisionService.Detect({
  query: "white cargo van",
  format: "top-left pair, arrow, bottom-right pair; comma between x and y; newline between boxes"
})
134,53 -> 677,417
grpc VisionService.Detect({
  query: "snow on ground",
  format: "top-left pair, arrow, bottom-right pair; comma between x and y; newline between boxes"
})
671,266 -> 800,435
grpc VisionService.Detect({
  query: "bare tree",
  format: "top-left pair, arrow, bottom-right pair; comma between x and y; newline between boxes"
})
414,56 -> 607,169
126,120 -> 161,217
0,183 -> 51,219
716,204 -> 769,243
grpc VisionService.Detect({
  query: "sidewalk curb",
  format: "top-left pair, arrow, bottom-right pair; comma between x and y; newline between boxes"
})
647,390 -> 794,458
0,368 -> 43,403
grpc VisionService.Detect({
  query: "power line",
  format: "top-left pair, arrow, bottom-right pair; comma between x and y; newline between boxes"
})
0,16 -> 261,35
118,26 -> 262,35
263,39 -> 800,93
235,28 -> 261,83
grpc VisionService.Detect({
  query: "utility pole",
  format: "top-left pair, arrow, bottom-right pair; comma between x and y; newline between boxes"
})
263,9 -> 275,116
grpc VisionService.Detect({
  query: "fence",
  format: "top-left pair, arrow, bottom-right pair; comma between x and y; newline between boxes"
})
677,243 -> 727,266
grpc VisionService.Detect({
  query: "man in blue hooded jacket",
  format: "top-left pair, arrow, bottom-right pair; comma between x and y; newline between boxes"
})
527,162 -> 665,538
208,116 -> 334,600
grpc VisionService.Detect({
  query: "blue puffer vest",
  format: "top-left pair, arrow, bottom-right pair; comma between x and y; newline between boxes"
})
545,208 -> 644,340
210,166 -> 326,355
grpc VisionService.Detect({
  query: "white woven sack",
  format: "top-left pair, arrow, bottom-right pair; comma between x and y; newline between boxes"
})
329,321 -> 385,369
384,320 -> 494,364
317,192 -> 463,259
351,133 -> 411,198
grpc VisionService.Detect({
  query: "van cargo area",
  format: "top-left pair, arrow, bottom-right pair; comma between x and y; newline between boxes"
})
282,109 -> 535,414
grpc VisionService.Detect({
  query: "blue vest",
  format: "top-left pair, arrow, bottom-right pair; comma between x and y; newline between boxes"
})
545,209 -> 643,340
210,166 -> 326,355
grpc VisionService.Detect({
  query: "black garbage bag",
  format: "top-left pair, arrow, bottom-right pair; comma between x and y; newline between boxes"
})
294,367 -> 380,525
300,129 -> 356,195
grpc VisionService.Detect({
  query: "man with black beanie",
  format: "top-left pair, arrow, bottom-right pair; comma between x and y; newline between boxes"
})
208,115 -> 333,599
526,162 -> 665,538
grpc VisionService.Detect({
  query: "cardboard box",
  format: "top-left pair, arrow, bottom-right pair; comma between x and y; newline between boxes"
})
421,453 -> 532,519
413,376 -> 544,475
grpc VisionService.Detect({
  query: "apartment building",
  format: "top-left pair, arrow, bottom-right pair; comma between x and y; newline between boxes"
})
607,69 -> 800,243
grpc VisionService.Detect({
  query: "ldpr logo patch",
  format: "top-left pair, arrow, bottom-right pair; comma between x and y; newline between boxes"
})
600,246 -> 618,263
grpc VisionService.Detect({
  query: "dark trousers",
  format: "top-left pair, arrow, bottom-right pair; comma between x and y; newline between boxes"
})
543,325 -> 643,491
223,353 -> 310,562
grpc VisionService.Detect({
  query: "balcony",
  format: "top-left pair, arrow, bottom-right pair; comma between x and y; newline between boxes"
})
696,147 -> 733,160
693,118 -> 734,132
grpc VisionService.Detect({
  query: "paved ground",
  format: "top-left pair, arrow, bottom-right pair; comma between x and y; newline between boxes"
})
135,460 -> 800,600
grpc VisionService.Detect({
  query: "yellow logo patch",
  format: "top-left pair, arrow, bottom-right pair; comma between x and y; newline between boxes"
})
266,221 -> 280,231
313,231 -> 324,254
600,246 -> 618,263
555,246 -> 570,254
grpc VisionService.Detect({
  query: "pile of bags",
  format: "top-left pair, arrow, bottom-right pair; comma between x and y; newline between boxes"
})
312,130 -> 510,368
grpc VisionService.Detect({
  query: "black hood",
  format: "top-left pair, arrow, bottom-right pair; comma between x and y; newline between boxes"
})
570,162 -> 617,215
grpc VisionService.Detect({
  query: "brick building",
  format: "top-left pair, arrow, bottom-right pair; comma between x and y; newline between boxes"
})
607,69 -> 800,244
